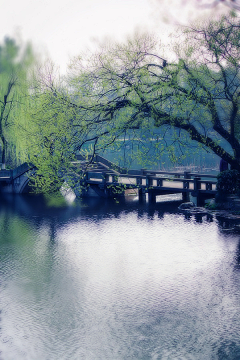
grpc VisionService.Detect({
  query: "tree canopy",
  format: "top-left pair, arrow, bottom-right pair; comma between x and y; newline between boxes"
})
66,13 -> 240,171
25,13 -> 240,193
24,62 -> 92,193
0,36 -> 34,169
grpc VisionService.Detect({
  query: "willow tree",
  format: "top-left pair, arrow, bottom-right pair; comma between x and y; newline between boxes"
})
24,60 -> 131,194
66,13 -> 240,171
0,36 -> 34,169
24,62 -> 107,193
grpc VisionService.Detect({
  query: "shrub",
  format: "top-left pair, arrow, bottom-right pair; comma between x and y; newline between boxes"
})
205,202 -> 217,210
216,170 -> 240,195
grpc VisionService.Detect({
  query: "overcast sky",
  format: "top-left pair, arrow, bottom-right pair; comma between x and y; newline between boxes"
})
0,0 -> 228,73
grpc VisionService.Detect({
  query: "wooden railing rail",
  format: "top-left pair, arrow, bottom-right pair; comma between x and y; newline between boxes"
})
75,154 -> 218,179
95,155 -> 126,174
86,170 -> 217,194
0,170 -> 12,179
126,168 -> 217,179
12,162 -> 31,179
0,163 -> 34,182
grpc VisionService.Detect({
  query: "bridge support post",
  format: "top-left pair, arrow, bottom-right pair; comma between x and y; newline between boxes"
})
137,177 -> 146,202
138,188 -> 146,202
104,187 -> 111,198
196,195 -> 205,207
148,190 -> 156,204
182,192 -> 190,202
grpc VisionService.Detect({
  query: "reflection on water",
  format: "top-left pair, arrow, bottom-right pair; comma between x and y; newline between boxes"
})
1,194 -> 240,360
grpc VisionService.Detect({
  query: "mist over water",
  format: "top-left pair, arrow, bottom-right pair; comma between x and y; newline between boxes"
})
0,194 -> 240,360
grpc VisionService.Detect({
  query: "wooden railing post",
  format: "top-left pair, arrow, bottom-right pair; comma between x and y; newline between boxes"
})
112,175 -> 118,183
157,178 -> 163,187
183,172 -> 190,189
146,174 -> 152,188
136,177 -> 142,186
102,173 -> 110,197
194,177 -> 201,191
182,171 -> 190,202
206,182 -> 212,191
193,177 -> 202,206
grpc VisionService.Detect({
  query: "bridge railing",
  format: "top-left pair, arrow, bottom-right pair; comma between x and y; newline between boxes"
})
85,170 -> 217,194
0,169 -> 12,180
0,162 -> 33,182
128,168 -> 217,179
75,154 -> 218,180
12,162 -> 32,179
75,154 -> 126,174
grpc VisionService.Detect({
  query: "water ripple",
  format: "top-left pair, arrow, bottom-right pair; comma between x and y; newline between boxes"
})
1,200 -> 240,359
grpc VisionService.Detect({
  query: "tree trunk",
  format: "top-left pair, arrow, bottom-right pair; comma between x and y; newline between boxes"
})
1,137 -> 6,170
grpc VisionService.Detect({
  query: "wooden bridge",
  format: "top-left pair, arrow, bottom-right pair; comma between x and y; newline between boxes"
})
74,155 -> 218,206
0,156 -> 218,205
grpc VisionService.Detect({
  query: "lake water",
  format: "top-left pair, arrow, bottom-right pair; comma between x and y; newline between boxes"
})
0,193 -> 240,360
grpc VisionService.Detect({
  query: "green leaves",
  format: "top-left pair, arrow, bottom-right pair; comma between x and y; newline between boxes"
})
25,88 -> 77,193
12,15 -> 240,194
65,15 -> 240,171
0,36 -> 35,168
217,169 -> 240,195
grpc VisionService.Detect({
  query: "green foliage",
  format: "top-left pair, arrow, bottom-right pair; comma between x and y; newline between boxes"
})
205,202 -> 218,210
25,86 -> 78,193
22,62 -> 98,194
217,169 -> 240,195
17,14 -> 240,194
0,36 -> 35,168
65,13 -> 240,173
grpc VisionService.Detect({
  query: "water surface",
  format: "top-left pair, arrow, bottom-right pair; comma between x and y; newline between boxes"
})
0,194 -> 240,360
